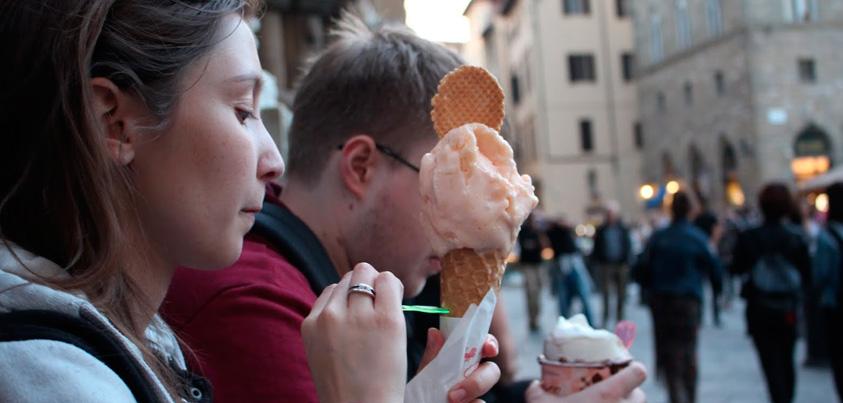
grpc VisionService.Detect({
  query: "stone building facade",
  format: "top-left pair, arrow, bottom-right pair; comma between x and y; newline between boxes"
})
465,0 -> 643,223
634,0 -> 843,209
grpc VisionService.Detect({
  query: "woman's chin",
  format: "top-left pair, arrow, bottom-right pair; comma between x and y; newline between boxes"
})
189,242 -> 244,271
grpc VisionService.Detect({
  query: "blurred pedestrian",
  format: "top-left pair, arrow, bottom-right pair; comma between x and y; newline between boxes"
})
693,209 -> 723,326
636,191 -> 722,403
731,183 -> 811,403
518,211 -> 549,332
821,182 -> 843,400
789,198 -> 836,368
547,217 -> 595,325
716,207 -> 743,308
591,201 -> 633,327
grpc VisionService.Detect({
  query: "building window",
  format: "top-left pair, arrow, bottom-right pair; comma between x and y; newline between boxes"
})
616,0 -> 630,17
798,58 -> 816,83
657,92 -> 666,113
683,82 -> 693,106
587,169 -> 598,196
568,54 -> 596,82
634,122 -> 644,150
483,26 -> 498,73
676,0 -> 692,49
621,53 -> 635,81
706,0 -> 723,36
511,74 -> 521,104
650,17 -> 664,62
580,119 -> 594,152
714,71 -> 725,95
563,0 -> 590,15
791,0 -> 819,22
520,119 -> 537,163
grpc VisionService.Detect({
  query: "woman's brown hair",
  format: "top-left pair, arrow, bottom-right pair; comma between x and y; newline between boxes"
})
0,0 -> 259,398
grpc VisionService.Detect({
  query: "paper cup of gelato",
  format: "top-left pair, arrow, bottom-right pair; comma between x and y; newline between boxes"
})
538,314 -> 632,397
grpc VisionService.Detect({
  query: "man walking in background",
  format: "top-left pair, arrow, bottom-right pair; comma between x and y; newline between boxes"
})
591,201 -> 633,327
518,211 -> 549,332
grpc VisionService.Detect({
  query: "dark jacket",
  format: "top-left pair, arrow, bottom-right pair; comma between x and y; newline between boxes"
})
824,222 -> 843,308
731,221 -> 811,335
547,223 -> 578,255
731,221 -> 811,299
641,219 -> 722,302
518,220 -> 545,264
591,222 -> 632,264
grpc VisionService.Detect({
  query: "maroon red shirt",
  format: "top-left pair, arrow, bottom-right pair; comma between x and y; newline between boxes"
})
161,186 -> 322,402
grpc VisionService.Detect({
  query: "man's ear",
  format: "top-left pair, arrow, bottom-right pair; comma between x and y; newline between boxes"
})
90,77 -> 143,165
338,135 -> 379,199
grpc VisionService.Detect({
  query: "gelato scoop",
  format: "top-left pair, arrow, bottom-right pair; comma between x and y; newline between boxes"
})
543,314 -> 632,364
419,122 -> 538,257
420,65 -> 537,319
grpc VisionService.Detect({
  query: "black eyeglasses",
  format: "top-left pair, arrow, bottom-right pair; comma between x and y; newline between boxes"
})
336,143 -> 420,173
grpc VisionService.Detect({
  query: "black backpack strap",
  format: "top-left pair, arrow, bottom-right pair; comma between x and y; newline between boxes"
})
0,310 -> 158,403
251,202 -> 340,294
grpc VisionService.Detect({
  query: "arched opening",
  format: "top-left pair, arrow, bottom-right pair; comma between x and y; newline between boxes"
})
792,124 -> 832,183
720,136 -> 744,206
662,152 -> 675,181
689,145 -> 710,205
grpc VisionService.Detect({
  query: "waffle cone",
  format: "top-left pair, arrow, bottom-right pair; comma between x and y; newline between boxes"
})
440,248 -> 506,317
431,66 -> 505,139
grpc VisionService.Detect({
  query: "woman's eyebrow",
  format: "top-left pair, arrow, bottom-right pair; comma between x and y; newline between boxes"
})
227,73 -> 264,96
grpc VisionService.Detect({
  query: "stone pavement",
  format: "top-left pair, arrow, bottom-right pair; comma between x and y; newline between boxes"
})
498,270 -> 839,403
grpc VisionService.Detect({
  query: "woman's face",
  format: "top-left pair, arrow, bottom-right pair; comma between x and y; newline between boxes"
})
130,16 -> 283,270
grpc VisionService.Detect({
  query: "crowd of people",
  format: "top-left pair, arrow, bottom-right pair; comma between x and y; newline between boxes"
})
516,183 -> 843,403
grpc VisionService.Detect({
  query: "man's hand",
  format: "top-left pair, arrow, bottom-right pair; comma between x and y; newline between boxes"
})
416,329 -> 502,403
524,362 -> 647,403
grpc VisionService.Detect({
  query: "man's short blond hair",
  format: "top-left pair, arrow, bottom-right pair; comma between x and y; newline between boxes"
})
286,13 -> 464,184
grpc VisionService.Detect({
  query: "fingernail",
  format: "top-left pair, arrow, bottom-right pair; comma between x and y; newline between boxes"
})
448,388 -> 466,403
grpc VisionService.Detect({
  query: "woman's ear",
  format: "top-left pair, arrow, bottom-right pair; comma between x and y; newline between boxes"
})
90,77 -> 142,165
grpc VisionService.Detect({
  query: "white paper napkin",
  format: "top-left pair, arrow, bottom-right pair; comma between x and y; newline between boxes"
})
404,289 -> 497,402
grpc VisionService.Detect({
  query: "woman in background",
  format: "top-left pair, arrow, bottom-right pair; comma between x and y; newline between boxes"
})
731,183 -> 811,403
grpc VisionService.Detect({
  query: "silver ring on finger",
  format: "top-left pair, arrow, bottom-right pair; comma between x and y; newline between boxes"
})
348,282 -> 376,298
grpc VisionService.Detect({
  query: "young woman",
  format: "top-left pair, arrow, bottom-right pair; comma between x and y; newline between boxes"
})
0,1 -> 411,401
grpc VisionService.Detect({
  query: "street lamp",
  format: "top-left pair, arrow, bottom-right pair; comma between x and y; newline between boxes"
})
639,184 -> 655,200
816,193 -> 829,213
666,180 -> 680,194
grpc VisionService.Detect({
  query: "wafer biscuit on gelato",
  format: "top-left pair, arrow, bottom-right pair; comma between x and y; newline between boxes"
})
421,65 -> 537,318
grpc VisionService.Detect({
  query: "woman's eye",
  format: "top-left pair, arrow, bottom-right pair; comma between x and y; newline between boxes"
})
236,109 -> 256,124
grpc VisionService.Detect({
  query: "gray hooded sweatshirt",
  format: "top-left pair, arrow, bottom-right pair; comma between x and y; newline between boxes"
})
0,244 -> 186,402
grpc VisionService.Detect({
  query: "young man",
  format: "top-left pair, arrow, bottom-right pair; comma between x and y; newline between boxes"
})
161,16 -> 497,403
162,15 -> 647,403
642,191 -> 722,403
591,201 -> 633,327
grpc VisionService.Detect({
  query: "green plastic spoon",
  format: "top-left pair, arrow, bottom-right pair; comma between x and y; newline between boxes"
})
401,305 -> 450,314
